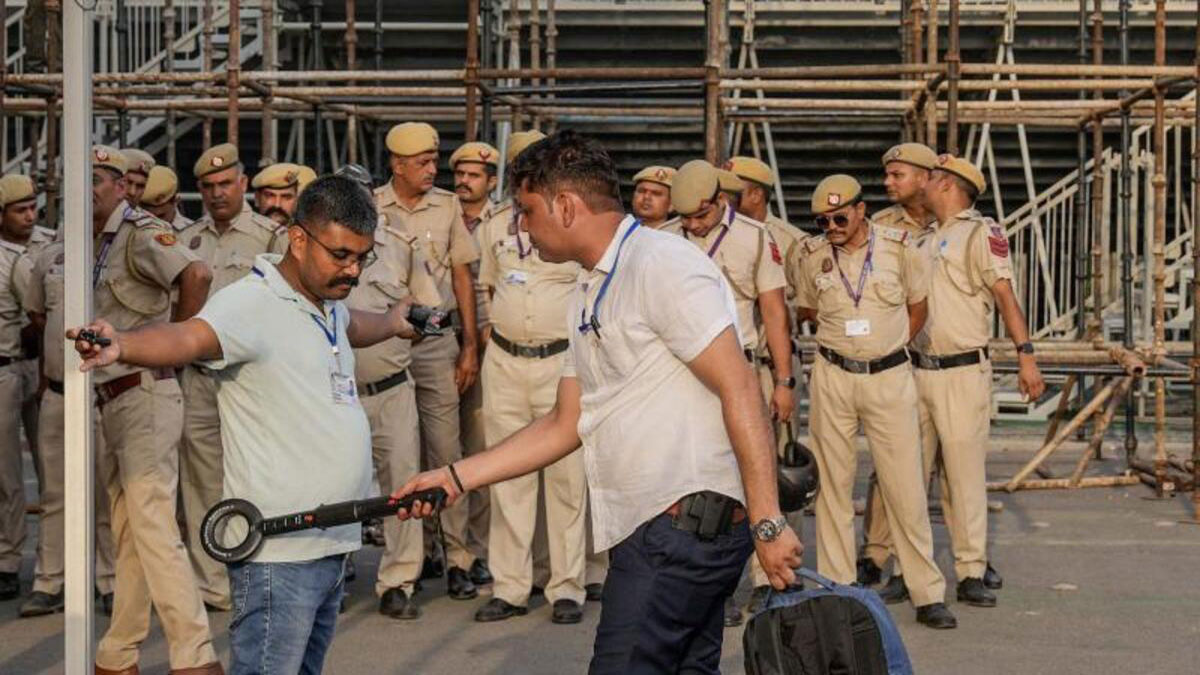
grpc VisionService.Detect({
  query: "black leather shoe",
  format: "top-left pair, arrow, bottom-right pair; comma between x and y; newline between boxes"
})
723,596 -> 743,627
956,577 -> 997,607
19,590 -> 64,618
468,558 -> 493,586
551,599 -> 583,624
856,557 -> 883,587
983,563 -> 1003,590
747,585 -> 772,615
446,566 -> 478,600
585,583 -> 604,602
530,584 -> 545,597
344,554 -> 357,582
0,572 -> 18,600
916,602 -> 957,629
379,588 -> 421,620
421,555 -> 444,580
877,575 -> 910,605
474,597 -> 528,622
100,592 -> 114,617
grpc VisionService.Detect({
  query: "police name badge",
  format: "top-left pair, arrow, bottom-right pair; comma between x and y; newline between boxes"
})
844,319 -> 871,337
331,372 -> 359,405
504,270 -> 528,286
814,274 -> 836,291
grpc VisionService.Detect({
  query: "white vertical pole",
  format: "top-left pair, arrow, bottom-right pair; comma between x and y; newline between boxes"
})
63,1 -> 96,672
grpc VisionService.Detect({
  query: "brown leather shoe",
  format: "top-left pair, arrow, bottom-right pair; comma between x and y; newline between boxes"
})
168,663 -> 225,675
94,665 -> 139,675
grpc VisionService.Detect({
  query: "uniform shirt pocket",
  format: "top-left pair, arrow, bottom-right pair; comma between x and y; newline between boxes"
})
872,279 -> 905,306
107,275 -> 169,316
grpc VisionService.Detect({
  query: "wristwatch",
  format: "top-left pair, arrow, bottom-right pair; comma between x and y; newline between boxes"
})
1017,341 -> 1035,355
751,515 -> 788,543
775,376 -> 797,390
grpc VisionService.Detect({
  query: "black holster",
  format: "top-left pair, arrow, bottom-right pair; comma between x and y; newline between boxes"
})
670,491 -> 740,541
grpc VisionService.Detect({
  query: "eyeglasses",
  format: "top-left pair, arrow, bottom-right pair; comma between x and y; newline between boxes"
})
815,214 -> 851,229
300,227 -> 377,269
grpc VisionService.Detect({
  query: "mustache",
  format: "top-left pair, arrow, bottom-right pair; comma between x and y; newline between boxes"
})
328,276 -> 360,289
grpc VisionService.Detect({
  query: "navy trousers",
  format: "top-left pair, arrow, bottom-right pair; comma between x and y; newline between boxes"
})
588,513 -> 754,675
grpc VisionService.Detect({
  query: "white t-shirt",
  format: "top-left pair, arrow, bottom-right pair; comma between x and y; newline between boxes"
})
197,253 -> 373,563
564,215 -> 747,552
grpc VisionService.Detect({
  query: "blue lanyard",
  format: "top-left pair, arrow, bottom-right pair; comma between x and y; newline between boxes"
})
311,307 -> 339,356
579,220 -> 641,337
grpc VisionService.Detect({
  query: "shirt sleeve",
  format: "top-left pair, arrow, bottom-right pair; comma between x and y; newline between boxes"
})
647,242 -> 738,362
195,282 -> 267,370
901,241 -> 930,305
447,198 -> 481,266
129,226 -> 199,290
795,254 -> 818,310
970,220 -> 1015,290
23,249 -> 49,314
754,229 -> 787,295
11,254 -> 34,310
477,216 -> 501,289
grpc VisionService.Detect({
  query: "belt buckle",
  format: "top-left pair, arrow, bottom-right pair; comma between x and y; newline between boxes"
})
845,359 -> 867,374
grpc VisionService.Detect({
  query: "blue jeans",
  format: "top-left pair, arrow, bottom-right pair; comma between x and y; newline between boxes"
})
589,514 -> 754,675
227,554 -> 347,675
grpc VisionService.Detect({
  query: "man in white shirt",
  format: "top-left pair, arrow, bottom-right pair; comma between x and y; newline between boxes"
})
397,131 -> 802,674
71,175 -> 422,675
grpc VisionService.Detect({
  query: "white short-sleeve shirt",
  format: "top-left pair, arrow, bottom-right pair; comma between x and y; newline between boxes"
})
197,253 -> 373,563
565,215 -> 747,552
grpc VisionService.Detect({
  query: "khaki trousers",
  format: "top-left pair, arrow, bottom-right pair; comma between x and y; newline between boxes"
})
178,367 -> 230,609
459,372 -> 490,562
0,363 -> 27,573
808,356 -> 945,607
866,363 -> 992,580
361,378 -> 425,595
483,345 -> 587,606
32,389 -> 117,595
95,374 -> 215,671
410,334 -> 474,570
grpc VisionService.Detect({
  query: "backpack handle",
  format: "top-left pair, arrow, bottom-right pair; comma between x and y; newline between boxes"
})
794,567 -> 837,591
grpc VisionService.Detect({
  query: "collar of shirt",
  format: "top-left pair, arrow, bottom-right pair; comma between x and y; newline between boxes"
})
100,199 -> 131,236
591,214 -> 639,275
198,203 -> 258,237
382,181 -> 438,214
251,252 -> 336,320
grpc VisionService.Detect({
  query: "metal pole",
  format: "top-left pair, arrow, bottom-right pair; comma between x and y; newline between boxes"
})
228,0 -> 241,145
466,0 -> 480,141
926,0 -> 939,145
373,0 -> 383,177
1192,0 -> 1200,517
1151,0 -> 1168,494
946,0 -> 960,154
261,0 -> 277,164
45,0 -> 62,228
164,0 -> 178,167
1075,0 -> 1089,343
202,0 -> 214,149
63,0 -> 96,670
1119,0 -> 1137,462
1090,0 -> 1104,339
481,0 -> 494,143
310,0 -> 323,173
529,0 -> 541,130
345,0 -> 358,164
704,0 -> 725,163
115,0 -> 127,146
546,0 -> 557,134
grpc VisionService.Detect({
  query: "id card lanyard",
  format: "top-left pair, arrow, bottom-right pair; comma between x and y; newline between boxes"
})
311,307 -> 341,372
579,220 -> 641,338
831,228 -> 876,309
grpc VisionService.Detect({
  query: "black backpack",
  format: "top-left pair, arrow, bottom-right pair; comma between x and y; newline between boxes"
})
743,568 -> 914,675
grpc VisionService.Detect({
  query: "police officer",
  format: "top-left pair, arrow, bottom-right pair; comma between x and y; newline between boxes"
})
0,173 -> 58,256
120,148 -> 156,206
873,156 -> 1046,609
858,142 -> 939,587
375,122 -> 481,599
0,181 -> 31,602
450,140 -> 504,585
89,145 -> 220,674
177,143 -> 288,612
139,166 -> 192,232
472,145 -> 589,624
251,162 -> 304,226
796,174 -> 956,630
630,166 -> 676,230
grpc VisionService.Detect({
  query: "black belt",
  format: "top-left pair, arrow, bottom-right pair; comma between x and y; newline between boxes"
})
357,369 -> 409,397
0,355 -> 16,368
491,331 -> 569,360
665,491 -> 747,541
47,379 -> 64,395
818,345 -> 910,375
911,347 -> 988,371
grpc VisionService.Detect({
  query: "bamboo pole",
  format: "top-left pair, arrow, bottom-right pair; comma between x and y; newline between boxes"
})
529,0 -> 541,130
705,0 -> 724,163
987,475 -> 1140,491
1119,0 -> 1138,465
228,0 -> 240,145
345,0 -> 358,164
926,0 -> 939,145
1069,377 -> 1135,486
546,0 -> 557,134
1152,0 -> 1169,496
1090,0 -> 1105,337
1038,374 -> 1079,478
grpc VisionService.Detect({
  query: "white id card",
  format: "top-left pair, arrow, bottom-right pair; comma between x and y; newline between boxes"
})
845,319 -> 871,337
331,372 -> 359,405
504,270 -> 528,286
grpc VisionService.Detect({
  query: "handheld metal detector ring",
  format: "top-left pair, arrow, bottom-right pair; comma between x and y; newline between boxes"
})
200,489 -> 447,564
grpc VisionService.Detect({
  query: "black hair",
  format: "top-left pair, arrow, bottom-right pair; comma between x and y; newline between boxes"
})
508,130 -> 623,215
294,174 -> 377,235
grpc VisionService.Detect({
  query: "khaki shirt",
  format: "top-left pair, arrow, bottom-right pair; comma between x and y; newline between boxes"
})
680,206 -> 785,351
656,216 -> 682,234
179,204 -> 287,295
25,241 -> 64,380
763,212 -> 809,317
873,204 -> 936,241
796,223 -> 928,361
374,183 -> 479,313
345,215 -> 442,383
464,199 -> 498,331
912,208 -> 1014,355
479,201 -> 580,345
0,239 -> 33,358
94,201 -> 199,383
172,212 -> 195,232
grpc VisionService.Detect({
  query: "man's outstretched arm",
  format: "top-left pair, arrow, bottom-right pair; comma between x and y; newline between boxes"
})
67,317 -> 222,372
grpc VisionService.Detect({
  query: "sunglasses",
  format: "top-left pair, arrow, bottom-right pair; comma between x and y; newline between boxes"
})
815,214 -> 851,229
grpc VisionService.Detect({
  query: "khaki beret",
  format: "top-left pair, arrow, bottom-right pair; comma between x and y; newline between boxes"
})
450,142 -> 500,169
727,156 -> 774,188
882,142 -> 938,171
92,145 -> 128,176
717,169 -> 745,194
296,165 -> 317,191
632,165 -> 676,189
386,122 -> 439,157
671,160 -> 721,216
506,130 -> 547,163
0,174 -> 36,207
811,174 -> 863,214
121,148 -> 156,176
251,163 -> 301,190
141,166 -> 180,207
934,154 -> 987,195
193,143 -> 240,179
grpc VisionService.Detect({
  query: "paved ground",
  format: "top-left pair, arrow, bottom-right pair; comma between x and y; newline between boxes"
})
2,426 -> 1200,674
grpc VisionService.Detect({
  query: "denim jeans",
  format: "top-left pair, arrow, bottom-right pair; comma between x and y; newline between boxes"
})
588,514 -> 754,675
227,554 -> 347,675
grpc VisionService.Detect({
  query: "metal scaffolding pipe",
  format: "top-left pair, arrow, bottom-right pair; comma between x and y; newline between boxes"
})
261,0 -> 277,164
1152,0 -> 1169,495
705,0 -> 724,163
1119,0 -> 1137,463
373,0 -> 383,177
546,0 -> 557,133
202,0 -> 213,149
466,0 -> 481,141
45,0 -> 62,229
1090,0 -> 1105,339
310,0 -> 324,173
346,0 -> 358,164
947,0 -> 960,154
227,0 -> 240,144
926,0 -> 939,144
164,0 -> 178,167
1193,0 -> 1200,518
1074,0 -> 1089,344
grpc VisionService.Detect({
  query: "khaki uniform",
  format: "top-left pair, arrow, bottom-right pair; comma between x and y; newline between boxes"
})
171,212 -> 194,232
0,238 -> 33,574
92,201 -> 216,671
346,215 -> 442,596
871,209 -> 1012,581
175,205 -> 286,610
375,182 -> 480,570
872,204 -> 936,239
796,224 -> 946,607
478,202 -> 588,607
24,242 -> 117,596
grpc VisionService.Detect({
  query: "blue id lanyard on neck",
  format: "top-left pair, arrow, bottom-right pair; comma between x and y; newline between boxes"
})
579,220 -> 641,338
311,307 -> 339,357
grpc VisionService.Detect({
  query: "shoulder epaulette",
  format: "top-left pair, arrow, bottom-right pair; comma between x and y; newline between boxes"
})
382,223 -> 418,247
874,225 -> 910,246
248,211 -> 283,236
801,235 -> 830,255
0,239 -> 26,255
32,226 -> 57,242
